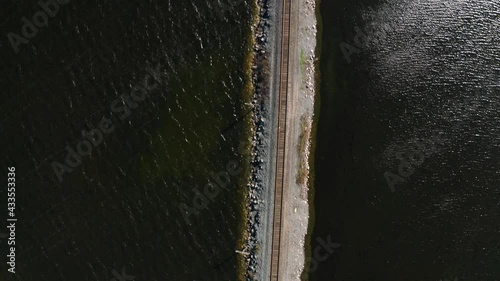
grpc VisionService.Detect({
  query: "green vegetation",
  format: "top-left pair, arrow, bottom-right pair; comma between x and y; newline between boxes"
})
300,48 -> 306,70
296,115 -> 310,186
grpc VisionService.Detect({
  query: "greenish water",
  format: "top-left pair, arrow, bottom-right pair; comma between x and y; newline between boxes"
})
0,0 -> 255,280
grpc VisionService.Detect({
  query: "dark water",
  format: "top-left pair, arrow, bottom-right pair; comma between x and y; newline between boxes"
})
310,0 -> 500,280
0,0 -> 253,280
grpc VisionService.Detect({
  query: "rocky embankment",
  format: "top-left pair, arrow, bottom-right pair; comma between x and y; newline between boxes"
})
242,0 -> 276,279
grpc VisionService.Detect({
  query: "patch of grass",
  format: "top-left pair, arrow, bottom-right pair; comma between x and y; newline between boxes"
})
300,48 -> 306,70
296,114 -> 311,186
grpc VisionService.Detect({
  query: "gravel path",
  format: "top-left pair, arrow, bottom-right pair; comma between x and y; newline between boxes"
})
278,0 -> 318,278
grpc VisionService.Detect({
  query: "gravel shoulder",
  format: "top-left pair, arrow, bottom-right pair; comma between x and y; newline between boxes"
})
243,0 -> 282,279
278,0 -> 318,279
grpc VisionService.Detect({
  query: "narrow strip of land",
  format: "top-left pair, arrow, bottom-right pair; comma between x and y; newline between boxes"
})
270,0 -> 292,279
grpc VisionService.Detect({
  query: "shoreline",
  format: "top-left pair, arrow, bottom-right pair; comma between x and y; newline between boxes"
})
301,0 -> 323,278
241,0 -> 281,279
236,0 -> 262,278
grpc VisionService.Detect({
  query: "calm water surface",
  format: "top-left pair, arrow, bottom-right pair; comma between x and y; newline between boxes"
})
311,0 -> 500,280
0,0 -> 253,280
